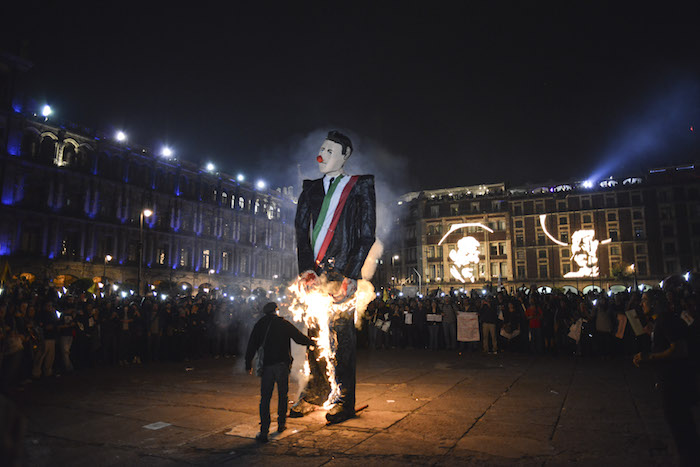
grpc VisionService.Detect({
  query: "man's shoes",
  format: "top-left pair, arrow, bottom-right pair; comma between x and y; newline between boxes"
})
325,403 -> 356,424
276,423 -> 286,433
255,432 -> 268,443
289,399 -> 316,418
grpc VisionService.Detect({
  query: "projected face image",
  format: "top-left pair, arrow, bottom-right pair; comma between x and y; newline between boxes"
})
448,236 -> 481,283
317,139 -> 347,175
564,230 -> 600,278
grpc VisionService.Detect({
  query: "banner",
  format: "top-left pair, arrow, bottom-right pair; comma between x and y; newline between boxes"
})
426,313 -> 442,322
457,312 -> 480,342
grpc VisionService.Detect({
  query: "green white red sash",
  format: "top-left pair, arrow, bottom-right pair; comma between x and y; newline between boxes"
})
312,175 -> 359,264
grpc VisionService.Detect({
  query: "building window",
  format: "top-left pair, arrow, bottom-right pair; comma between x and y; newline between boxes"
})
516,234 -> 524,247
471,202 -> 480,213
610,246 -> 620,256
202,249 -> 210,269
513,204 -> 523,215
608,229 -> 619,242
632,210 -> 643,220
498,242 -> 506,255
538,249 -> 547,259
516,250 -> 525,260
222,251 -> 230,271
430,205 -> 439,217
560,231 -> 569,243
517,264 -> 526,278
582,214 -> 592,224
581,198 -> 591,209
450,204 -> 459,215
607,212 -> 617,221
179,249 -> 189,267
514,219 -> 523,228
634,225 -> 645,239
562,263 -> 571,275
538,264 -> 548,278
156,247 -> 166,265
664,260 -> 676,274
537,233 -> 545,245
637,261 -> 647,275
557,201 -> 567,210
559,216 -> 568,225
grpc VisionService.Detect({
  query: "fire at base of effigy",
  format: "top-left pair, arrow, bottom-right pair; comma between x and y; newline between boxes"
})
288,274 -> 374,410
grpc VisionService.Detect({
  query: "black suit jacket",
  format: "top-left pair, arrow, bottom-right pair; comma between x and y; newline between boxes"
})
295,175 -> 376,280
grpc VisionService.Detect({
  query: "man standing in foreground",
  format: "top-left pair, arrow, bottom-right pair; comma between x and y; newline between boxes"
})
245,302 -> 314,442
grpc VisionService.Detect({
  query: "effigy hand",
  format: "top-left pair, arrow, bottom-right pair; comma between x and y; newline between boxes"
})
332,277 -> 357,304
299,270 -> 319,292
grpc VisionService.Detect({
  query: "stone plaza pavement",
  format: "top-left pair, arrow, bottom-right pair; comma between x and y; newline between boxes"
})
14,349 -> 696,466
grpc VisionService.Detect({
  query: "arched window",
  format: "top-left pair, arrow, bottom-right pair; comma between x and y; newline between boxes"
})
238,196 -> 245,209
39,136 -> 56,163
221,191 -> 228,206
20,131 -> 39,158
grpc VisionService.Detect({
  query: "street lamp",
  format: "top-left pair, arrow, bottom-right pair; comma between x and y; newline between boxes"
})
104,254 -> 112,281
137,208 -> 153,296
630,263 -> 637,291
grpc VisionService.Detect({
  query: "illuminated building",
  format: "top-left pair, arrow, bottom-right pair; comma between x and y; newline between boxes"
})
0,55 -> 296,294
387,169 -> 700,294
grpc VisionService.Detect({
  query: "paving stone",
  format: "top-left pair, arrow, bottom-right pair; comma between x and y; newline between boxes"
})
13,351 -> 690,466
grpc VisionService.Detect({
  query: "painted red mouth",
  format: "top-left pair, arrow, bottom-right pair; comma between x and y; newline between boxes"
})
316,156 -> 324,163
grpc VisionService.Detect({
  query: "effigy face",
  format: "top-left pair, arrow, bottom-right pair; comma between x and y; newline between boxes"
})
316,139 -> 348,175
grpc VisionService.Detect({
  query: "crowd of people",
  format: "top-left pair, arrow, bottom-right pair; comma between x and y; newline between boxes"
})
363,285 -> 699,361
0,282 -> 263,394
1,279 -> 699,396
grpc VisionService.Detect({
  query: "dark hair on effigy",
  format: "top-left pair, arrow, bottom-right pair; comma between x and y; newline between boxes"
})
326,130 -> 353,156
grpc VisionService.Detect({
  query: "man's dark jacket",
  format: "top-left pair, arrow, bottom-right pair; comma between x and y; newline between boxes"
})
245,314 -> 313,369
295,175 -> 376,280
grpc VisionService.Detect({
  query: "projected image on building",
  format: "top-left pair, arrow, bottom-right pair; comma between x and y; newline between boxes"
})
438,223 -> 494,284
539,215 -> 610,278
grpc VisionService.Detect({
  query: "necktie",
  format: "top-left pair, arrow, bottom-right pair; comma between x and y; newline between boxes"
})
328,177 -> 334,192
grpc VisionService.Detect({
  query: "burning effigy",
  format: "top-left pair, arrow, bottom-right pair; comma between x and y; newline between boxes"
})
288,130 -> 377,424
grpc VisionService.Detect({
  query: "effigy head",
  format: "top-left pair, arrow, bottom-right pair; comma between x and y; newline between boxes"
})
317,130 -> 353,175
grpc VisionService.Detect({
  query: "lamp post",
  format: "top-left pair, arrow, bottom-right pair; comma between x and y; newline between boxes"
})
137,209 -> 153,296
630,263 -> 637,291
103,254 -> 112,282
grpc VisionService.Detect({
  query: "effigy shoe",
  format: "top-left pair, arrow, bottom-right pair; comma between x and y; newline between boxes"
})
288,399 -> 316,418
325,404 -> 356,424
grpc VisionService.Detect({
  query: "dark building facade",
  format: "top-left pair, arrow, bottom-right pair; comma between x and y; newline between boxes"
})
0,55 -> 297,294
385,168 -> 699,295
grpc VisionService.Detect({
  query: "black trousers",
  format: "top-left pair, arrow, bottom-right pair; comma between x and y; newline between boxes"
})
259,362 -> 289,433
330,314 -> 356,410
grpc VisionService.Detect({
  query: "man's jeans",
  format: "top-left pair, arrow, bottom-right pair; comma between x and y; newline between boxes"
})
33,339 -> 56,377
259,362 -> 290,433
59,336 -> 74,371
482,323 -> 497,352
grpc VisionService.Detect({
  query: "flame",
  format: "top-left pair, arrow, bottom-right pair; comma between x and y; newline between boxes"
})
288,275 -> 374,409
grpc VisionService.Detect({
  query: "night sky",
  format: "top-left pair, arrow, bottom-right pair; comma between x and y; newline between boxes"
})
4,2 -> 699,193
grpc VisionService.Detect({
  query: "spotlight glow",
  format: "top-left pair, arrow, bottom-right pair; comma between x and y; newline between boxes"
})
206,162 -> 215,172
161,147 -> 173,157
41,105 -> 52,117
237,174 -> 245,182
116,131 -> 127,142
256,180 -> 266,189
